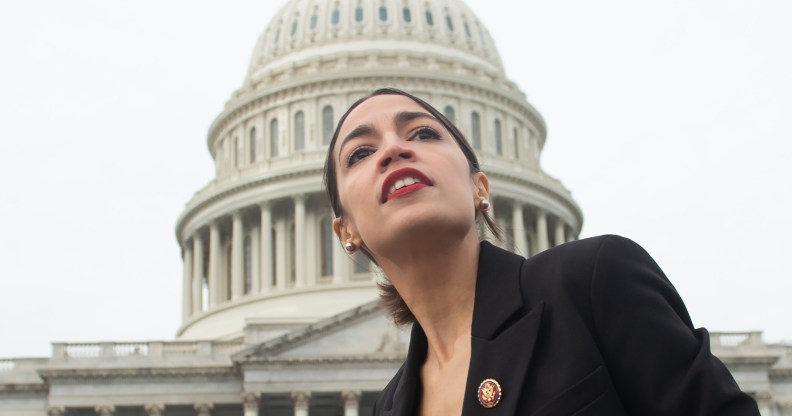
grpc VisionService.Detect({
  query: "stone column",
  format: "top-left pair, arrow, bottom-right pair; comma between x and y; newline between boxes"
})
554,219 -> 566,247
294,194 -> 306,287
250,226 -> 261,294
194,402 -> 213,416
275,219 -> 287,289
260,202 -> 273,292
192,235 -> 204,314
182,242 -> 194,321
242,392 -> 260,416
292,391 -> 311,416
512,201 -> 528,256
231,211 -> 244,299
535,209 -> 550,253
342,390 -> 361,416
95,405 -> 115,416
144,404 -> 165,416
208,222 -> 221,306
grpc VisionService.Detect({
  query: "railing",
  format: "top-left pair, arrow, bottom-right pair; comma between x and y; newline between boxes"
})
710,331 -> 764,349
51,339 -> 244,360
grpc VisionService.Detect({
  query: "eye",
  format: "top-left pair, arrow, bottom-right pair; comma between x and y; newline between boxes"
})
346,146 -> 375,167
412,127 -> 441,141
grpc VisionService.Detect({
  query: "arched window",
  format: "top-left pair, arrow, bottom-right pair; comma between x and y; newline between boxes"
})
403,7 -> 412,23
290,20 -> 298,37
294,111 -> 305,151
379,5 -> 388,21
288,223 -> 296,284
446,15 -> 454,31
355,6 -> 364,22
249,127 -> 257,163
425,10 -> 434,26
494,119 -> 503,155
310,13 -> 318,30
471,112 -> 481,150
273,27 -> 281,44
270,118 -> 279,157
320,217 -> 333,277
331,8 -> 340,26
443,105 -> 455,124
235,136 -> 242,168
464,21 -> 472,38
322,106 -> 334,145
271,229 -> 277,287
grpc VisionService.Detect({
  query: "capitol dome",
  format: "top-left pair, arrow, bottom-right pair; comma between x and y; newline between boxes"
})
174,0 -> 583,341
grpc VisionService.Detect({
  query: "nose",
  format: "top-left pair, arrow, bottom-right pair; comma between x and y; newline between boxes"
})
378,140 -> 414,170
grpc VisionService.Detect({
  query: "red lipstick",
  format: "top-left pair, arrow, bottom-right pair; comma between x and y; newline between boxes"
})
381,168 -> 432,203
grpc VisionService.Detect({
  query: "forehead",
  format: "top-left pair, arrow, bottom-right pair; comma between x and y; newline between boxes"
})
339,94 -> 426,133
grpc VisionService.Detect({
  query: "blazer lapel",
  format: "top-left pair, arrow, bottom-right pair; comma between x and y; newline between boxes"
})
461,241 -> 545,415
380,323 -> 426,416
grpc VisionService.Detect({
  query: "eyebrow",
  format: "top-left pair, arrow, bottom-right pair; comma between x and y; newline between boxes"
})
336,110 -> 440,164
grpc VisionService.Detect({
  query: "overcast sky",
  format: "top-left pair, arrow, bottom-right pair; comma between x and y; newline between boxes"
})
1,1 -> 790,358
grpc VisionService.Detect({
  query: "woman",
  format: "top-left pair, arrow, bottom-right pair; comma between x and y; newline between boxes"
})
323,88 -> 758,415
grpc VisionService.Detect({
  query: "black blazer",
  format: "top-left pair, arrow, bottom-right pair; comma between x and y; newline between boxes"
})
374,235 -> 759,415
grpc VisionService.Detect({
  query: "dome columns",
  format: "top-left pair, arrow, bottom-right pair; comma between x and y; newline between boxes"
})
494,197 -> 581,258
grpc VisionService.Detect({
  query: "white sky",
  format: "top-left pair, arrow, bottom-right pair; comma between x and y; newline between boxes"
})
1,1 -> 790,358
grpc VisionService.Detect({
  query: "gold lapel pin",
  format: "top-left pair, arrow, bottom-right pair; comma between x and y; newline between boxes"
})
477,378 -> 502,408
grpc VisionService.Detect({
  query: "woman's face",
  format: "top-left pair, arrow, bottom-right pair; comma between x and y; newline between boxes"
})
332,94 -> 487,257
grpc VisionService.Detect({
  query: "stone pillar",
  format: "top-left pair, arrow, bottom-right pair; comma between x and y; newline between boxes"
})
194,402 -> 213,416
342,390 -> 361,416
182,243 -> 193,321
144,404 -> 165,416
292,391 -> 311,416
554,219 -> 565,247
260,202 -> 273,292
535,209 -> 550,253
294,194 -> 306,287
192,235 -> 204,314
95,405 -> 115,416
250,226 -> 261,294
47,407 -> 66,416
208,222 -> 221,306
242,392 -> 260,416
275,218 -> 287,289
231,211 -> 244,299
512,201 -> 528,256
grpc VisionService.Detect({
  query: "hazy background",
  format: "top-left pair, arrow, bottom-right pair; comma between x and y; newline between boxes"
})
1,0 -> 790,358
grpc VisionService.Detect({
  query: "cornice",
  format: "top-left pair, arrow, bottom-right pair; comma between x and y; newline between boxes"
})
770,367 -> 792,379
241,353 -> 406,366
716,355 -> 780,366
38,366 -> 238,382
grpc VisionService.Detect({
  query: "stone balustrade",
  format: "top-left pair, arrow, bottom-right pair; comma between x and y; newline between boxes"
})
710,331 -> 765,349
50,340 -> 244,360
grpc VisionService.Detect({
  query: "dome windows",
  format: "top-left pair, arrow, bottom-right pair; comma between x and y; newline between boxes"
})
444,105 -> 455,124
446,15 -> 454,32
249,127 -> 257,163
270,118 -> 279,157
471,111 -> 481,150
425,10 -> 434,26
494,119 -> 503,155
464,21 -> 472,38
331,8 -> 340,26
322,106 -> 334,145
379,5 -> 388,22
294,111 -> 305,151
403,7 -> 412,23
309,13 -> 318,30
290,20 -> 298,37
355,6 -> 364,23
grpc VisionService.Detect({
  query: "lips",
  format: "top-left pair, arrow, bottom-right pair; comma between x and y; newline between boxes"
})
381,167 -> 433,203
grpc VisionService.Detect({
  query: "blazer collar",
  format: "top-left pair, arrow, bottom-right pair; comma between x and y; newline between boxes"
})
383,241 -> 544,416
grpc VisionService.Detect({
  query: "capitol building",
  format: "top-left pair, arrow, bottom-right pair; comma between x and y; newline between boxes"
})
2,0 -> 791,415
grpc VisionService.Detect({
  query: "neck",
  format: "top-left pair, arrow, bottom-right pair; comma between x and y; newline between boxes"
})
376,229 -> 480,363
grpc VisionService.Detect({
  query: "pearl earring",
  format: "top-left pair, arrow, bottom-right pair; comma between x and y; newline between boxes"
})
344,241 -> 357,253
479,198 -> 491,211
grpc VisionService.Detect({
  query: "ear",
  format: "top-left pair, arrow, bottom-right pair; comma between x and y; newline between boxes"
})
472,171 -> 490,203
333,217 -> 360,245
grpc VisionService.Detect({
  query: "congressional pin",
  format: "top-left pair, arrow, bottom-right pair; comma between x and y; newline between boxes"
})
477,378 -> 502,408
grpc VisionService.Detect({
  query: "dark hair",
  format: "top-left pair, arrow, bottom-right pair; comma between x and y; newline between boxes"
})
323,88 -> 501,326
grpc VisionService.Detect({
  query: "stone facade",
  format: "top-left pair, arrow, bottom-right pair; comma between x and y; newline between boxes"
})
1,0 -> 788,414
